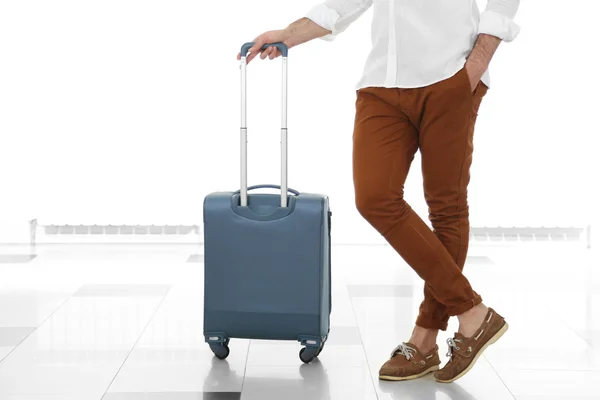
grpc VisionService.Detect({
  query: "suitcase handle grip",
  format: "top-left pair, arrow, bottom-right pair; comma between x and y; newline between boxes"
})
235,184 -> 299,196
240,42 -> 289,58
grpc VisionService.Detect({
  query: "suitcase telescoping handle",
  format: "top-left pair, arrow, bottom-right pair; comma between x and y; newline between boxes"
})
239,42 -> 289,208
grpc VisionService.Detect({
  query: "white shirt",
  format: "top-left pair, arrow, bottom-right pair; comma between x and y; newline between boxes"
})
305,0 -> 520,89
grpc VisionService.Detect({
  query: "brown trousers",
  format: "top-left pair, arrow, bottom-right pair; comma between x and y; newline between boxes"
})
353,67 -> 487,331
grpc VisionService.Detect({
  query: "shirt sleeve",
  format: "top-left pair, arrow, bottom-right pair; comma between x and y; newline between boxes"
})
478,0 -> 521,42
305,0 -> 373,41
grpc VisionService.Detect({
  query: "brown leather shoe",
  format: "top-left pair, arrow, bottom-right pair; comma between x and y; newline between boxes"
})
379,342 -> 441,381
435,308 -> 508,383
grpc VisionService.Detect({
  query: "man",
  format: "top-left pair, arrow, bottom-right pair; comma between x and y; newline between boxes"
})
239,0 -> 520,383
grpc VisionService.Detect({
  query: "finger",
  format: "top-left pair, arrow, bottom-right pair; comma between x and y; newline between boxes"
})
249,41 -> 263,55
237,52 -> 241,60
269,48 -> 278,60
246,48 -> 258,63
247,49 -> 262,63
248,39 -> 267,62
260,47 -> 273,60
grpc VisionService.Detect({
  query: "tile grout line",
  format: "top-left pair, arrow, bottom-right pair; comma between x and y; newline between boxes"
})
553,311 -> 600,356
566,329 -> 600,355
239,339 -> 252,396
347,286 -> 380,400
483,355 -> 517,400
480,254 -> 517,400
483,365 -> 600,372
0,290 -> 76,364
100,287 -> 172,400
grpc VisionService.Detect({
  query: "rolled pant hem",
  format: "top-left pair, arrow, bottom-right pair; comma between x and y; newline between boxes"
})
416,316 -> 449,331
447,294 -> 483,316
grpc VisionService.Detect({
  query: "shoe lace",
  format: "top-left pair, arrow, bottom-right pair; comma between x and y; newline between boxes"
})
390,343 -> 416,361
446,337 -> 463,361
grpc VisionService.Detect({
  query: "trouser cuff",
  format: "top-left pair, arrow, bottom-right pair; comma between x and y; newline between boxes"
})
446,294 -> 483,316
416,315 -> 449,331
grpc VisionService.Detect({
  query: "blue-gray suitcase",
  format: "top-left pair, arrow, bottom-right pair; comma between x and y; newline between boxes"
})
203,42 -> 332,364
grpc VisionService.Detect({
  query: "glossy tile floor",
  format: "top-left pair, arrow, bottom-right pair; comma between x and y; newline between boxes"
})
0,242 -> 599,399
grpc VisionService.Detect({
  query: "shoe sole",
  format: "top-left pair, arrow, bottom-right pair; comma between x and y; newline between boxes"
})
379,365 -> 440,381
435,322 -> 509,383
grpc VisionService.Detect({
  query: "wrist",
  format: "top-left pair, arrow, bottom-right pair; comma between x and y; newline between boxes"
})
282,27 -> 298,48
466,58 -> 488,76
284,17 -> 329,48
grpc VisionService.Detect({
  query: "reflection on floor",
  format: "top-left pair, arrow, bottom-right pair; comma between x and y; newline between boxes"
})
0,242 -> 598,399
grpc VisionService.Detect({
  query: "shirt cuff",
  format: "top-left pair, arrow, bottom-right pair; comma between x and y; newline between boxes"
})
305,3 -> 341,41
478,10 -> 521,42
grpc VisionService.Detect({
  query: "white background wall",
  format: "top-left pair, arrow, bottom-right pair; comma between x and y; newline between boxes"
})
0,0 -> 598,244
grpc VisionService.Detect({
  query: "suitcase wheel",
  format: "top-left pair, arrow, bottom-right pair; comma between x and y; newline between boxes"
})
315,343 -> 325,357
299,344 -> 323,364
209,342 -> 230,360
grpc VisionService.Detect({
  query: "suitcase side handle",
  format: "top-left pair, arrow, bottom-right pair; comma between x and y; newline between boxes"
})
240,42 -> 289,58
239,42 -> 289,208
234,184 -> 300,196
